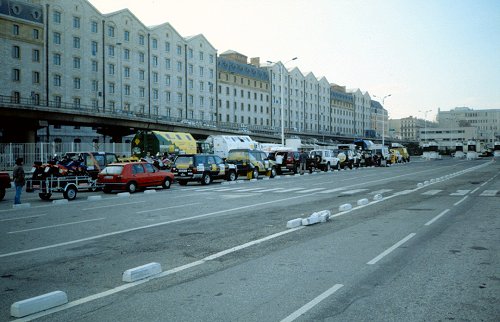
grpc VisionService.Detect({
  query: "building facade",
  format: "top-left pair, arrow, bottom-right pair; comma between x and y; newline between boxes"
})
330,85 -> 354,137
437,107 -> 500,146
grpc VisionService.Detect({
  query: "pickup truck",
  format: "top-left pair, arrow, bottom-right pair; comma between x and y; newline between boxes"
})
0,172 -> 11,201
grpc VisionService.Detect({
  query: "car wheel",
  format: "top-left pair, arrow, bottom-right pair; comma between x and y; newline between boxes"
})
0,188 -> 5,201
178,180 -> 188,186
293,165 -> 298,174
252,168 -> 259,179
228,171 -> 237,182
162,178 -> 171,189
126,181 -> 138,193
270,167 -> 277,178
201,173 -> 212,185
325,162 -> 330,172
63,186 -> 77,200
334,163 -> 340,170
39,192 -> 52,200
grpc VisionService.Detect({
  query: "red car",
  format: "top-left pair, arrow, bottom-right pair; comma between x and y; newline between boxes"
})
97,162 -> 173,193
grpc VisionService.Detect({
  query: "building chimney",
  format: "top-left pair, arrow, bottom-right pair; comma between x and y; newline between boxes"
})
250,57 -> 260,67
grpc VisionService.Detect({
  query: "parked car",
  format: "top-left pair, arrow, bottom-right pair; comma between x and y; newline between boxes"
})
171,154 -> 238,185
0,172 -> 11,201
269,150 -> 300,175
97,162 -> 173,193
309,149 -> 339,171
226,149 -> 277,179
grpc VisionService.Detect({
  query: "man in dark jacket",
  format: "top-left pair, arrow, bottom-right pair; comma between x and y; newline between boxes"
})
299,150 -> 308,175
13,158 -> 25,204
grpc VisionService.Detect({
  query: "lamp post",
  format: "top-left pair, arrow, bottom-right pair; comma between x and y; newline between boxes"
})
373,94 -> 391,147
267,57 -> 298,146
419,109 -> 432,143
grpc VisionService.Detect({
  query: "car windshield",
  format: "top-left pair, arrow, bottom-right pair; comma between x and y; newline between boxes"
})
227,151 -> 248,161
174,156 -> 194,166
100,165 -> 123,175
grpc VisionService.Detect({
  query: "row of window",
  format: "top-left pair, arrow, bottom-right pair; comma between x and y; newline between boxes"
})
12,24 -> 40,39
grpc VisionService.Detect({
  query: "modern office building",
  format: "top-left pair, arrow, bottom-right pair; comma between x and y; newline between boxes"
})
437,107 -> 500,146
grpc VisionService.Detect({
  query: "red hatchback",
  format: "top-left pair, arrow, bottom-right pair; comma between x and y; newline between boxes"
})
97,162 -> 173,193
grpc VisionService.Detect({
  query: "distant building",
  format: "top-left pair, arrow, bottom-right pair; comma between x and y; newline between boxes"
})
398,116 -> 437,142
419,127 -> 477,151
330,85 -> 354,137
437,107 -> 500,146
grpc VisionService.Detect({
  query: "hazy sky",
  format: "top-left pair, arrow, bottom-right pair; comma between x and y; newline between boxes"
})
88,0 -> 500,120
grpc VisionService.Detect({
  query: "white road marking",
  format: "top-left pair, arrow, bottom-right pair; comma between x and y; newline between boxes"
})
318,188 -> 344,194
370,189 -> 393,195
340,189 -> 368,195
256,188 -> 286,192
82,201 -> 146,210
479,190 -> 497,196
422,189 -> 442,195
0,194 -> 311,258
453,196 -> 468,206
0,214 -> 47,222
450,190 -> 470,196
274,188 -> 305,193
232,188 -> 264,192
8,218 -> 106,234
367,233 -> 416,265
295,188 -> 325,193
136,203 -> 198,214
280,284 -> 344,322
425,209 -> 450,226
13,227 -> 305,321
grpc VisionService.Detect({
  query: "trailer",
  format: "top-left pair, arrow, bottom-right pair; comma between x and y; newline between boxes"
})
26,175 -> 98,201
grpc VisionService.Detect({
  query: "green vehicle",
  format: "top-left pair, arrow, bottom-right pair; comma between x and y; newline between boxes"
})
131,131 -> 197,157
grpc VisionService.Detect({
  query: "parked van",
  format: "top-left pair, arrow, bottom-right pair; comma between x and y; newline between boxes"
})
205,135 -> 258,159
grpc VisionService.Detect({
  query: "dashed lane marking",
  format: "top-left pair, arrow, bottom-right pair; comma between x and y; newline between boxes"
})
450,190 -> 470,196
422,189 -> 442,196
479,190 -> 498,196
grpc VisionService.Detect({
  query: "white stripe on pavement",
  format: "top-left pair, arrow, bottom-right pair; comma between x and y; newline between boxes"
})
367,233 -> 416,265
8,218 -> 106,234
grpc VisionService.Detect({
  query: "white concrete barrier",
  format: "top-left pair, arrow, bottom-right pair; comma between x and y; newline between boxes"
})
11,291 -> 68,318
13,203 -> 31,209
302,216 -> 319,226
316,210 -> 331,222
87,195 -> 102,201
52,199 -> 68,205
144,189 -> 157,194
286,218 -> 303,228
373,194 -> 383,201
424,181 -> 430,185
357,198 -> 369,206
430,179 -> 436,183
417,183 -> 424,188
339,203 -> 352,212
117,192 -> 130,198
122,262 -> 162,282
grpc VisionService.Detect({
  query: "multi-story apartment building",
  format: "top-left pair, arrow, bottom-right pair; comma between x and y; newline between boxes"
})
399,116 -> 437,141
348,89 -> 372,137
370,100 -> 387,138
437,107 -> 500,146
217,51 -> 270,127
0,0 -> 216,144
330,85 -> 354,137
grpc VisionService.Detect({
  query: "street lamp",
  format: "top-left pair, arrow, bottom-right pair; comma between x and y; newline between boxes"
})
419,109 -> 432,143
373,94 -> 391,147
267,57 -> 298,146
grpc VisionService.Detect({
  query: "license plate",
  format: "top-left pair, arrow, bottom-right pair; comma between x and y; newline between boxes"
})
178,169 -> 187,172
104,176 -> 114,179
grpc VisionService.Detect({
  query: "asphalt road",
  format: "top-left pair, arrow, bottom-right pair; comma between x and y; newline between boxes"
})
0,157 -> 498,321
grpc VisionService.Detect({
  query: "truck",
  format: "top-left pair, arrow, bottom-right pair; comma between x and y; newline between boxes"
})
0,172 -> 11,201
466,140 -> 480,160
131,131 -> 197,157
494,142 -> 500,158
454,142 -> 465,159
205,135 -> 258,159
422,141 -> 441,160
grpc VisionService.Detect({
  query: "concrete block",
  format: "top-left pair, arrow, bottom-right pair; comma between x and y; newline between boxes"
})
87,195 -> 102,201
10,291 -> 68,318
144,189 -> 157,194
373,194 -> 383,201
13,203 -> 31,209
122,262 -> 162,282
357,198 -> 369,206
302,216 -> 319,226
52,199 -> 68,205
339,203 -> 352,212
117,192 -> 130,198
286,218 -> 303,229
417,183 -> 424,188
430,179 -> 436,183
424,181 -> 430,185
316,210 -> 331,222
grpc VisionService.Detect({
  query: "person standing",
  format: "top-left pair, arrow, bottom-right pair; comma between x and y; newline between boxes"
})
13,158 -> 25,205
299,150 -> 308,175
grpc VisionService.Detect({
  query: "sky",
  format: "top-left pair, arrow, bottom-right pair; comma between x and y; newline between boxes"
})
88,0 -> 500,120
